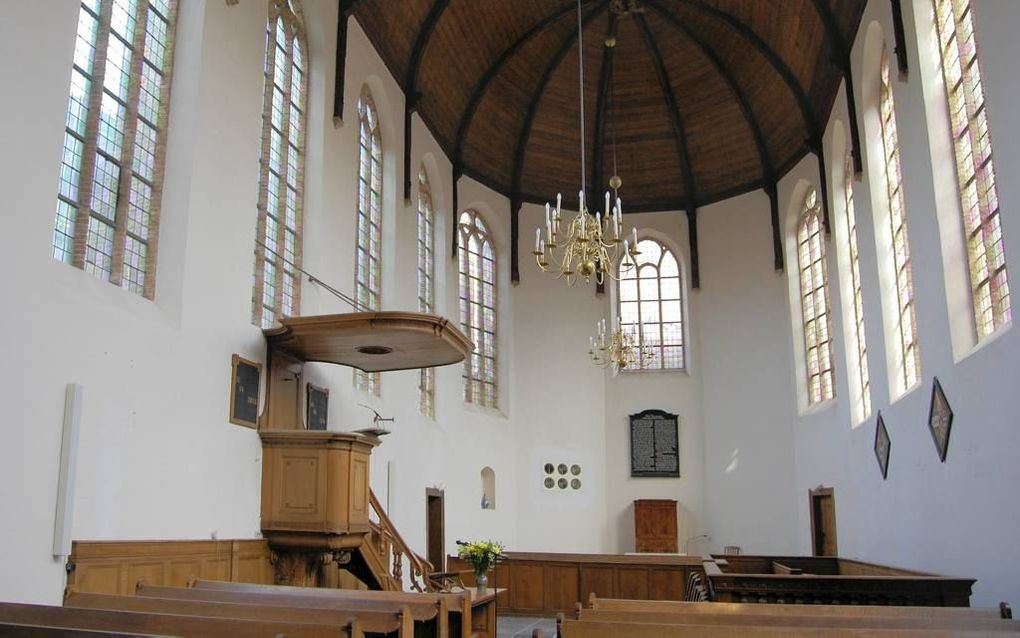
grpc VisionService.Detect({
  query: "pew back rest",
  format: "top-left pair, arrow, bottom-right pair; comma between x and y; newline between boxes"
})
560,618 -> 1012,637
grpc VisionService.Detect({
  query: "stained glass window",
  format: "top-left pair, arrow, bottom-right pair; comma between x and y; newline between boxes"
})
879,48 -> 921,391
797,188 -> 836,405
417,166 -> 435,418
354,86 -> 382,396
843,150 -> 871,420
617,238 -> 685,370
933,0 -> 1011,339
252,0 -> 306,328
54,0 -> 178,298
459,210 -> 497,408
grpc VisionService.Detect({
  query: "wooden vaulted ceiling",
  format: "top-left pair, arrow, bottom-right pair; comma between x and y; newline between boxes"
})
347,0 -> 868,215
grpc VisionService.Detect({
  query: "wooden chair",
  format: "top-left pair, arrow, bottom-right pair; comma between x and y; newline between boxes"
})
723,545 -> 742,555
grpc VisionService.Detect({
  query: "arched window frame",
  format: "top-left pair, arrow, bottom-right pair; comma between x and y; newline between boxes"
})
458,210 -> 497,408
354,86 -> 383,396
417,166 -> 436,418
252,0 -> 307,328
932,0 -> 1011,340
797,187 -> 837,405
53,0 -> 179,298
841,147 -> 872,423
878,46 -> 921,393
616,237 -> 686,371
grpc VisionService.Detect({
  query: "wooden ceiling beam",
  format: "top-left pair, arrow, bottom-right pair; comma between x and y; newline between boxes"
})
676,0 -> 821,141
633,13 -> 696,208
403,0 -> 451,202
890,0 -> 909,79
509,2 -> 608,285
453,1 -> 599,175
333,0 -> 353,126
590,12 -> 619,210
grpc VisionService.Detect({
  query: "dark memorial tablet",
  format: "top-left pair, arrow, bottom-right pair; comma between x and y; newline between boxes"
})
306,384 -> 329,431
630,409 -> 680,477
230,354 -> 261,429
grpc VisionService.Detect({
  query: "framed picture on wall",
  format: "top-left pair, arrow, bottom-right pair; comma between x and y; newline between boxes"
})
874,411 -> 890,480
927,376 -> 953,462
306,383 -> 329,431
629,410 -> 680,478
229,354 -> 261,429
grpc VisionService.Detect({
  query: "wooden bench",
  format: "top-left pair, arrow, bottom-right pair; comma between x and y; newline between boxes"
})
588,594 -> 1013,619
0,601 -> 352,638
66,591 -> 382,637
189,579 -> 467,638
576,608 -> 1020,632
560,617 -> 1018,637
0,621 -> 169,637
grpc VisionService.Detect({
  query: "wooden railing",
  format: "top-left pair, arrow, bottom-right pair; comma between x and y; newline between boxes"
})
366,490 -> 436,593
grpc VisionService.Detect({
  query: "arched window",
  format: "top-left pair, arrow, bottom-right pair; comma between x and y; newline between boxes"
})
354,86 -> 382,395
878,47 -> 921,391
53,0 -> 179,298
458,210 -> 497,408
252,0 -> 307,328
932,0 -> 1011,339
842,149 -> 871,421
417,166 -> 435,418
617,238 -> 685,370
797,187 -> 836,405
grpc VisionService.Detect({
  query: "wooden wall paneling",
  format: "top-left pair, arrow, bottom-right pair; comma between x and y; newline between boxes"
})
649,567 -> 685,601
580,566 -> 615,603
615,567 -> 649,600
543,565 -> 579,614
509,563 -> 544,612
494,564 -> 511,608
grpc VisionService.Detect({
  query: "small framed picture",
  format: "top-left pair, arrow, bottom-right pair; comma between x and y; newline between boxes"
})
874,411 -> 890,480
927,377 -> 953,462
306,383 -> 329,431
230,354 -> 261,429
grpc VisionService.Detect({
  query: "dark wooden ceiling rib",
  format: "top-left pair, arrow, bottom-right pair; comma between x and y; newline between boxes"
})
677,0 -> 820,141
890,0 -> 909,79
590,12 -> 618,208
403,0 -> 450,202
510,2 -> 609,205
453,1 -> 596,177
333,1 -> 351,124
633,13 -> 695,210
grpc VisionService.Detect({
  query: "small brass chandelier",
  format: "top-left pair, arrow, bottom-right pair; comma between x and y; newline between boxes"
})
533,0 -> 638,286
589,318 -> 650,372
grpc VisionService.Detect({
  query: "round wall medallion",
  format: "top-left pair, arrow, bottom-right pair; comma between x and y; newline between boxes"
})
356,345 -> 393,355
557,463 -> 568,475
544,463 -> 554,474
570,464 -> 581,476
544,477 -> 555,489
571,478 -> 581,490
557,478 -> 568,489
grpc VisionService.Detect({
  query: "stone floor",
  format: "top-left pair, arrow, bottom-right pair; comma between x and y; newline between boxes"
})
497,615 -> 558,638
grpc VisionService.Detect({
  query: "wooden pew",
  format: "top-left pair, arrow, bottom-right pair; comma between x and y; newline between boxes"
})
0,621 -> 168,637
189,578 -> 469,638
137,584 -> 433,637
66,591 -> 380,637
0,601 -> 351,638
559,617 -> 1017,637
576,608 -> 1020,633
588,594 -> 1013,620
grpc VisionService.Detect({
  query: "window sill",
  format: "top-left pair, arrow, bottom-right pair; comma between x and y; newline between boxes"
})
620,367 -> 690,377
462,401 -> 507,420
890,379 -> 923,405
800,397 -> 837,418
955,320 -> 1013,364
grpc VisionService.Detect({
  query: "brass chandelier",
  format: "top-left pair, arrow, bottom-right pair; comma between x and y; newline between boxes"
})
589,318 -> 650,372
532,0 -> 638,286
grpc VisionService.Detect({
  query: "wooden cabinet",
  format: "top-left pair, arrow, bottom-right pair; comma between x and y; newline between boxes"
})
634,499 -> 678,553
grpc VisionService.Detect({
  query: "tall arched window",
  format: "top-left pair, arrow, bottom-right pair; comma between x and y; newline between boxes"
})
53,0 -> 178,298
459,210 -> 497,408
797,188 -> 836,405
252,0 -> 307,328
842,149 -> 871,421
878,47 -> 921,391
354,86 -> 382,395
617,238 -> 685,370
933,0 -> 1011,339
417,166 -> 436,418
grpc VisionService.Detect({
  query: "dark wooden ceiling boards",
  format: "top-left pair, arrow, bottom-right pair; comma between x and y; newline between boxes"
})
349,0 -> 867,216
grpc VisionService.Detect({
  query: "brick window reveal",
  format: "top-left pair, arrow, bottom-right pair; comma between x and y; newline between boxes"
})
54,0 -> 178,298
797,188 -> 836,405
843,149 -> 871,421
252,0 -> 307,328
933,0 -> 1011,339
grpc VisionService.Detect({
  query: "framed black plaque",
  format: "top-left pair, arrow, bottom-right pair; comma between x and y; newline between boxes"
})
629,409 -> 680,477
306,383 -> 329,431
874,411 -> 890,480
927,377 -> 953,463
229,354 -> 261,429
